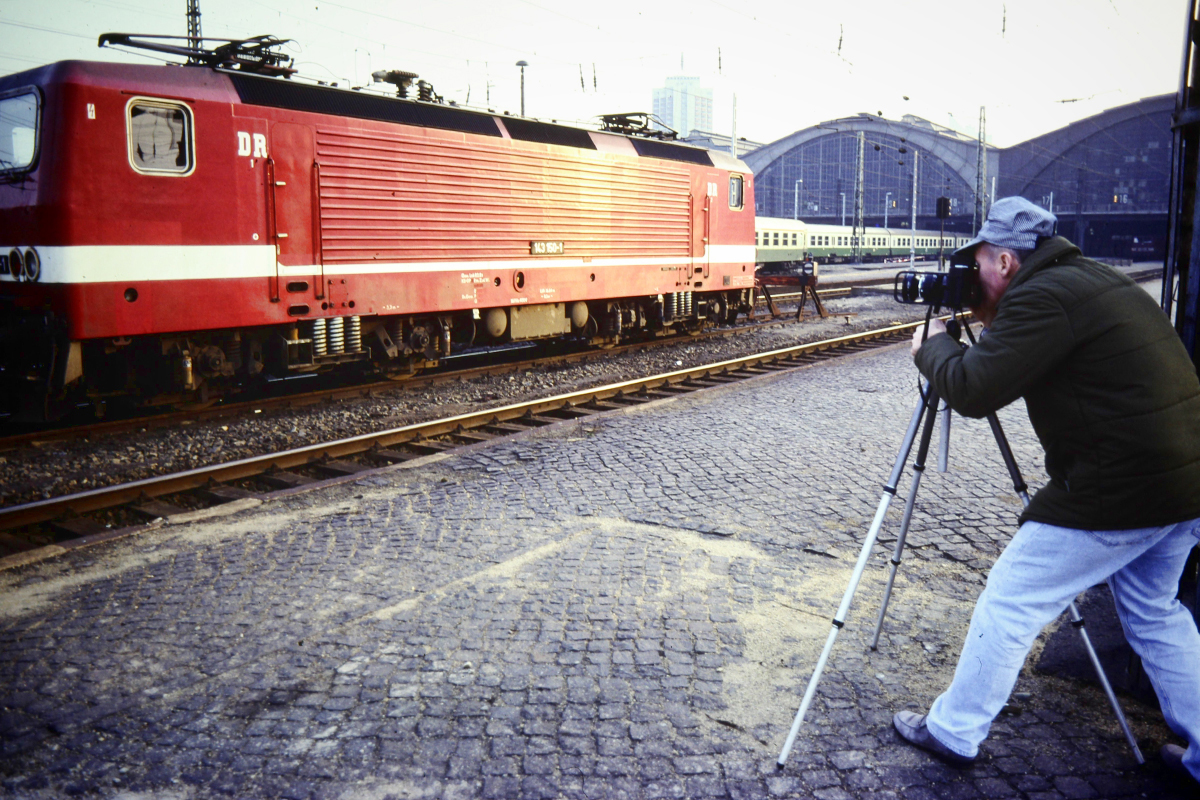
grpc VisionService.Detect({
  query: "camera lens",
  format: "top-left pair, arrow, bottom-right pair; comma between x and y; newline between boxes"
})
919,274 -> 943,303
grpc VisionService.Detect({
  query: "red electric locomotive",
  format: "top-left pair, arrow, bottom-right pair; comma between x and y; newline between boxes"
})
0,35 -> 755,418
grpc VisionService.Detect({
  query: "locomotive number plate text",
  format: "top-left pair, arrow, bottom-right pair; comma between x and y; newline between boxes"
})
530,241 -> 564,255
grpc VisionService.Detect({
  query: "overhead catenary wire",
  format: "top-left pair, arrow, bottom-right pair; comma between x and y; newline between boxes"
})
0,0 -> 1174,150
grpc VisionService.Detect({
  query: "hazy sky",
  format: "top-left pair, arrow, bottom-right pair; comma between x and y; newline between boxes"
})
0,0 -> 1187,147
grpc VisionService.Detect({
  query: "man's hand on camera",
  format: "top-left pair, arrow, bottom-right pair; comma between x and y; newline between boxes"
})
911,318 -> 947,357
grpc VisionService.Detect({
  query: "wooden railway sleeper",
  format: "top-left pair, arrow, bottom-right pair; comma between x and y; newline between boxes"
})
49,515 -> 108,539
636,387 -> 679,399
404,439 -> 458,455
314,459 -> 372,478
131,493 -> 188,520
367,447 -> 422,464
596,395 -> 647,407
197,483 -> 261,504
541,406 -> 595,420
480,422 -> 533,435
259,470 -> 319,489
449,427 -> 496,444
520,412 -> 562,426
582,399 -> 626,411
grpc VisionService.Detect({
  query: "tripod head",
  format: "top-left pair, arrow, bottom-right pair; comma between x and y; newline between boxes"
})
918,309 -> 965,351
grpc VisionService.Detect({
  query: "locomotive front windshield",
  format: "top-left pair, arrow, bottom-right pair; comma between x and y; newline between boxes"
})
0,88 -> 40,174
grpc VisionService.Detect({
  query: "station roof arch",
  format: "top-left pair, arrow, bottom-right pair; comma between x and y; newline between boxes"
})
744,113 -> 998,194
997,93 -> 1175,199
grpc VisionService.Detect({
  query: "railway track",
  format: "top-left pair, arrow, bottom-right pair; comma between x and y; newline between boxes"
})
0,289 -> 854,450
0,318 -> 940,566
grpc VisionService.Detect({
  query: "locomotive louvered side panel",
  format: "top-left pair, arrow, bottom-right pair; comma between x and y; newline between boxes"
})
314,127 -> 692,264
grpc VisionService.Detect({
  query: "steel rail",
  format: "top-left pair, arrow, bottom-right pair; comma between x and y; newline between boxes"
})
0,308 -> 833,450
0,319 -> 935,534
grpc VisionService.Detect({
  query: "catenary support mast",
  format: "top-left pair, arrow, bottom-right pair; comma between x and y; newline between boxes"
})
186,0 -> 202,63
854,131 -> 865,263
909,151 -> 919,267
974,106 -> 988,235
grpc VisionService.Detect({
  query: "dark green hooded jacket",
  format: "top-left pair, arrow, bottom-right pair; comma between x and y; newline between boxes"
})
915,237 -> 1200,530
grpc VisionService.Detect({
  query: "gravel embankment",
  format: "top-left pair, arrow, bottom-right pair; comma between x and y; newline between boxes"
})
0,290 -> 928,510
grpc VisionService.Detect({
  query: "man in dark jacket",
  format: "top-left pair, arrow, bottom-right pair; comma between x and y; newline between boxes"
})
895,197 -> 1200,785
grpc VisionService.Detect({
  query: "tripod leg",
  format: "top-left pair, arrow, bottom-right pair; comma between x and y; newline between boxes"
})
777,389 -> 932,768
984,412 -> 1145,764
938,403 -> 951,473
870,389 -> 943,649
1068,602 -> 1145,763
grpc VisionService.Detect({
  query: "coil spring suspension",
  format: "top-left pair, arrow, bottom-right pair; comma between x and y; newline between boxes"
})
311,318 -> 328,356
223,333 -> 241,368
328,317 -> 345,354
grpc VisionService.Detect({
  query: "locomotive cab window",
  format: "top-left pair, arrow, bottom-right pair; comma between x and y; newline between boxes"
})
127,99 -> 194,175
0,87 -> 40,175
728,175 -> 743,209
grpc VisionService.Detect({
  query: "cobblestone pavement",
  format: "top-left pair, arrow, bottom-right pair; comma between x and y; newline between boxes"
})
1,345 -> 1194,799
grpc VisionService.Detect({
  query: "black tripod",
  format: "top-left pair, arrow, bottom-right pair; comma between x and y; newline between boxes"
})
777,319 -> 1143,768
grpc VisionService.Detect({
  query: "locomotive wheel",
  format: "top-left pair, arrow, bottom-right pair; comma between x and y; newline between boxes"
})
382,364 -> 419,381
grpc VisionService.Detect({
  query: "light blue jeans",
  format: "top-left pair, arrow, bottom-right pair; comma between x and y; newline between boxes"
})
925,516 -> 1200,780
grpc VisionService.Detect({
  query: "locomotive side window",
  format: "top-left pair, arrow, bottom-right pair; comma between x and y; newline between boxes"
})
127,99 -> 194,175
0,88 -> 40,174
728,175 -> 743,209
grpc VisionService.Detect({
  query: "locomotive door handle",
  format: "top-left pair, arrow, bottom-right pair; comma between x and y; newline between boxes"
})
313,159 -> 325,300
266,156 -> 281,303
702,195 -> 712,279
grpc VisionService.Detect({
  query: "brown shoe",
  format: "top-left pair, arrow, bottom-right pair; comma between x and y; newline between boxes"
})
892,711 -> 976,767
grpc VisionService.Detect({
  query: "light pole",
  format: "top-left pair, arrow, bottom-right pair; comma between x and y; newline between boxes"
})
840,192 -> 846,227
884,192 -> 892,227
793,179 -> 803,220
515,60 -> 528,116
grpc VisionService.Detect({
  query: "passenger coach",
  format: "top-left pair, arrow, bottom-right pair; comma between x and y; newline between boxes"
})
756,216 -> 969,268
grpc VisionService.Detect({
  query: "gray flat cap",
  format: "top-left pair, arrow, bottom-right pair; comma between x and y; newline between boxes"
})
953,197 -> 1057,260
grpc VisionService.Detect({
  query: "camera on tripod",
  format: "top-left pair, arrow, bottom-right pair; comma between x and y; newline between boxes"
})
893,261 -> 981,310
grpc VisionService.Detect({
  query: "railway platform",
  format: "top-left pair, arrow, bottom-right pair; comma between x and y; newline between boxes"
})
0,343 -> 1194,799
